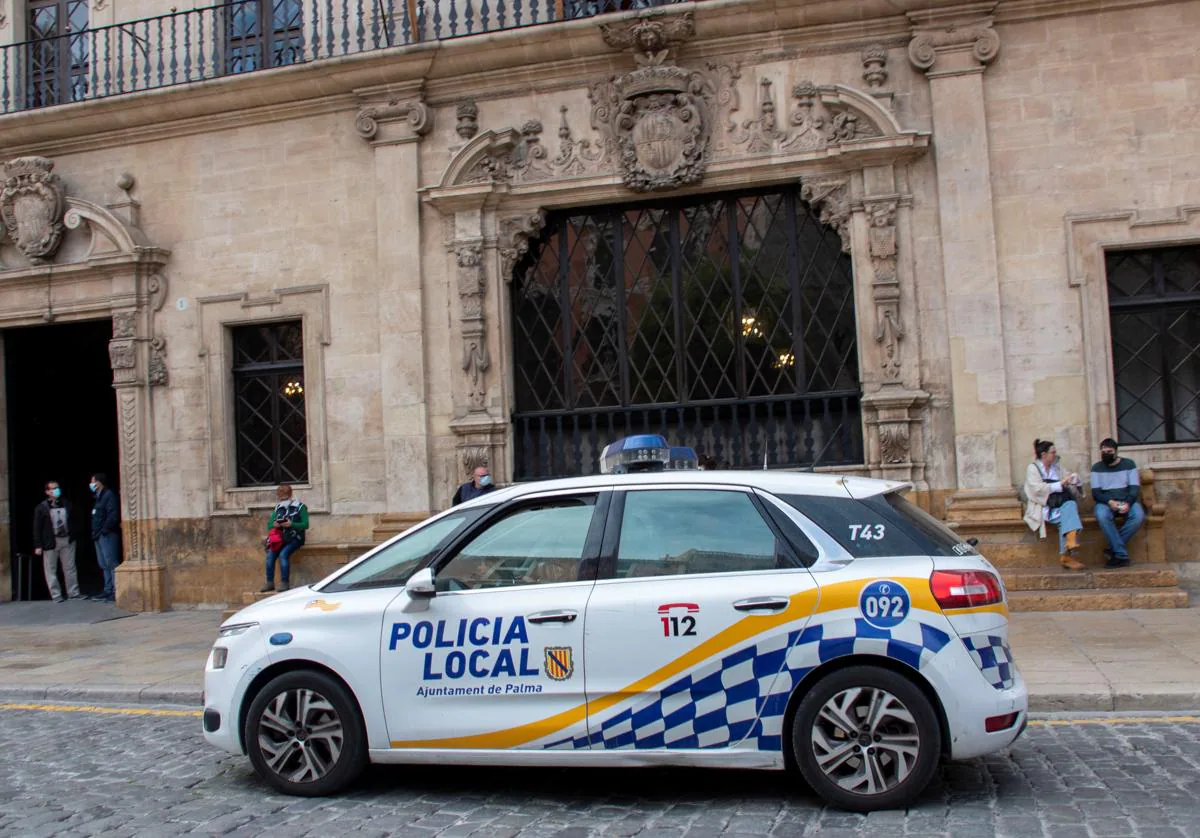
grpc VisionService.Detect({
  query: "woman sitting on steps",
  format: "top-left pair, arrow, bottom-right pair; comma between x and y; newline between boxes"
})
1023,439 -> 1086,571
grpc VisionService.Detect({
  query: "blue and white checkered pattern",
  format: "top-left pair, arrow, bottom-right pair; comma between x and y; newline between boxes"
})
961,634 -> 1015,690
544,615 -> 953,753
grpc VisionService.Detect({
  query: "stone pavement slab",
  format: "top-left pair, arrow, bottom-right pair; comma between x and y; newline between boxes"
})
3,602 -> 1200,711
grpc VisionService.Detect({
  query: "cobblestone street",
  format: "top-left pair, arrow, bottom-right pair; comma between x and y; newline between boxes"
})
3,705 -> 1200,837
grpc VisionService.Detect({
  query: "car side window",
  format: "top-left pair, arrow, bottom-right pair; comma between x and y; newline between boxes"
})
780,494 -> 926,558
437,496 -> 597,590
615,489 -> 789,579
324,511 -> 484,592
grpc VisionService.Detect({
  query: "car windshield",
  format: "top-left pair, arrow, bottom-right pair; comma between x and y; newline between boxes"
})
320,508 -> 489,592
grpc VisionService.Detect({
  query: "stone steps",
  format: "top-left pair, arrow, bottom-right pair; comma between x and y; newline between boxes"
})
1003,566 -> 1178,592
1008,587 -> 1189,612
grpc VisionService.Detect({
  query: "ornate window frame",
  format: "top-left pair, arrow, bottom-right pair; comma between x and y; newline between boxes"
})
1067,204 -> 1200,466
416,17 -> 933,495
196,283 -> 332,515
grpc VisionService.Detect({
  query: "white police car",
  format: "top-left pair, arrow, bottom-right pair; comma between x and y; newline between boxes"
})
203,441 -> 1025,812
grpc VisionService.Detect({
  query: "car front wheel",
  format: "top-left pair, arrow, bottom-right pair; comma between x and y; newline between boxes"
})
792,665 -> 941,812
244,670 -> 367,796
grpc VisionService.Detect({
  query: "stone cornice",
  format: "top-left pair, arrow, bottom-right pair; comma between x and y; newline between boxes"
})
0,0 -> 1182,155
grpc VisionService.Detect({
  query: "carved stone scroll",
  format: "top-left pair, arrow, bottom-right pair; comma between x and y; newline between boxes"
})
800,177 -> 850,253
355,99 -> 431,141
908,23 -> 1000,72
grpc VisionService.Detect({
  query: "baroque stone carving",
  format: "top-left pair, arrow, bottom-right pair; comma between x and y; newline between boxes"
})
725,80 -> 883,157
599,10 -> 695,63
112,311 -> 137,339
355,99 -> 431,140
118,389 -> 140,562
455,101 -> 479,141
879,425 -> 910,464
108,339 -> 137,370
462,445 -> 490,473
866,199 -> 904,381
908,23 -> 1000,71
728,79 -> 785,154
499,211 -> 547,279
1,157 -> 67,264
149,337 -> 168,386
456,242 -> 490,412
862,44 -> 889,88
553,106 -> 610,177
800,178 -> 850,253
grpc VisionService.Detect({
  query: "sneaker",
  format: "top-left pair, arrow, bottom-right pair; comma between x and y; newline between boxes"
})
68,594 -> 87,600
259,584 -> 275,593
279,582 -> 290,592
88,594 -> 108,602
52,597 -> 65,603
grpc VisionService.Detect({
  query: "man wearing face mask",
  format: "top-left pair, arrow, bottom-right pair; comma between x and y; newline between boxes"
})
452,466 -> 496,506
33,480 -> 82,602
1090,438 -> 1145,569
89,473 -> 121,602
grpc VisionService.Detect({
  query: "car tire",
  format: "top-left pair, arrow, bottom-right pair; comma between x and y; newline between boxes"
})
791,665 -> 941,812
244,670 -> 367,796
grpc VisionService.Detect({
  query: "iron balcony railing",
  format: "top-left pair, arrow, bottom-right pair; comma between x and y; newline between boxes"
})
513,392 -> 864,481
1,0 -> 691,114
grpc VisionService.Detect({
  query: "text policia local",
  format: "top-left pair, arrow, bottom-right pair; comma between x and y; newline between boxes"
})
389,617 -> 542,681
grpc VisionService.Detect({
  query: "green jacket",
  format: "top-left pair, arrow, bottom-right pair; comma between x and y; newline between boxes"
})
267,499 -> 309,538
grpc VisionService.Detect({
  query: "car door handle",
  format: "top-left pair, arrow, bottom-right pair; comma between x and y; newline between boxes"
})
527,610 -> 578,624
733,597 -> 790,612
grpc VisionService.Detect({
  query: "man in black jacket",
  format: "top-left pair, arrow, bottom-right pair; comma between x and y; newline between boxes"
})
89,472 -> 121,603
33,480 -> 82,602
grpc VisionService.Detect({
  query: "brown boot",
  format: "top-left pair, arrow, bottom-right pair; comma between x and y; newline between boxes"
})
1061,530 -> 1084,570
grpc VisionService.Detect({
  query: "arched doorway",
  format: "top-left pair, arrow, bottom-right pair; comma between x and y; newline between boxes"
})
510,185 -> 861,479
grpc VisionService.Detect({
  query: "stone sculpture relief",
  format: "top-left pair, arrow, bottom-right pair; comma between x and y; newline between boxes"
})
726,79 -> 883,157
499,211 -> 547,278
878,424 -> 910,464
866,199 -> 904,381
1,156 -> 67,264
455,101 -> 479,141
861,44 -> 889,89
456,243 -> 490,411
799,177 -> 851,253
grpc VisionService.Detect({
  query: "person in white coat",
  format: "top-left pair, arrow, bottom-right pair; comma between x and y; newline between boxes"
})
1023,439 -> 1086,571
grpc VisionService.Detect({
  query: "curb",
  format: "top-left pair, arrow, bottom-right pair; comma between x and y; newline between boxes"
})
0,684 -> 203,706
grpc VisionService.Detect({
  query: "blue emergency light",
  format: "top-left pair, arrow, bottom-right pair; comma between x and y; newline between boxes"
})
599,434 -> 671,474
667,446 -> 699,470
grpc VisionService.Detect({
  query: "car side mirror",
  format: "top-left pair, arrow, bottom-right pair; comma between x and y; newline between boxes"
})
405,567 -> 436,598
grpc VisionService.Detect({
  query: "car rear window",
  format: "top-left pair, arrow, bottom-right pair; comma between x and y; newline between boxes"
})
780,492 -> 976,559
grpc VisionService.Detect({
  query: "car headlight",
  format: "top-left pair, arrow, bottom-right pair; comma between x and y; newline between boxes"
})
218,622 -> 258,638
211,647 -> 229,670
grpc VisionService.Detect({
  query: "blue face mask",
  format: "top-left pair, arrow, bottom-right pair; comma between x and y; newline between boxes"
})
479,475 -> 494,488
51,487 -> 61,499
89,482 -> 98,494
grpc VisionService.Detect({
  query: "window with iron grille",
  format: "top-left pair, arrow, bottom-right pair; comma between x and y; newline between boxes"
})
1107,246 -> 1200,445
25,0 -> 90,108
511,186 -> 862,480
232,321 -> 308,487
225,0 -> 304,75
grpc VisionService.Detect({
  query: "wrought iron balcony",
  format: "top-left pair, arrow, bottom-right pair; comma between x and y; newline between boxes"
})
1,0 -> 691,114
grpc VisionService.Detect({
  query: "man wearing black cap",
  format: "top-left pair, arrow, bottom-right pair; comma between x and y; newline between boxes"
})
1089,439 -> 1144,569
88,472 -> 121,602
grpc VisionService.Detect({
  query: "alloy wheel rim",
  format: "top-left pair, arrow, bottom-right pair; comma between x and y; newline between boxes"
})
257,688 -> 344,783
810,686 -> 921,796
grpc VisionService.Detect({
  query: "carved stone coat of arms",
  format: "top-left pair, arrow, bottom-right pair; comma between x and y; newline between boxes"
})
0,156 -> 66,263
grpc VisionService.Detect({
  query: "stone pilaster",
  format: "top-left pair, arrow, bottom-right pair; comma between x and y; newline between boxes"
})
356,91 -> 434,516
909,9 -> 1013,494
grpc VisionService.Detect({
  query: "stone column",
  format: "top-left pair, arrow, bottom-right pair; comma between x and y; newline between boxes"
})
356,94 -> 434,516
110,299 -> 168,612
908,12 -> 1013,499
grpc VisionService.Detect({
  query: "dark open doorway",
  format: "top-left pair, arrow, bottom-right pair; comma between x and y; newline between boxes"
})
6,319 -> 120,600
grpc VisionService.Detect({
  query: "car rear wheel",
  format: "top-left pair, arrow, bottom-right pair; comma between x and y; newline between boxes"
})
244,670 -> 367,796
792,665 -> 941,812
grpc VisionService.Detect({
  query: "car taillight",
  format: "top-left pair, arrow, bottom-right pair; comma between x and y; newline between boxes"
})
930,569 -> 1004,610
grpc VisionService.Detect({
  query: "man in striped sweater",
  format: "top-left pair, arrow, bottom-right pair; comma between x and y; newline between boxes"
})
1090,438 -> 1145,569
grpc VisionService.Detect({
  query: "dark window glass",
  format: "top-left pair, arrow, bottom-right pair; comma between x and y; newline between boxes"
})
437,497 -> 597,590
511,187 -> 862,480
615,489 -> 793,578
25,0 -> 89,107
1107,246 -> 1200,445
225,0 -> 304,75
780,493 -> 975,559
324,509 -> 486,592
232,321 -> 308,487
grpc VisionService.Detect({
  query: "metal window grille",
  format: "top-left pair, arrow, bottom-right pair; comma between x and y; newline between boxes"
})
1107,246 -> 1200,445
232,320 -> 309,486
225,0 -> 304,75
511,186 -> 862,480
25,0 -> 89,107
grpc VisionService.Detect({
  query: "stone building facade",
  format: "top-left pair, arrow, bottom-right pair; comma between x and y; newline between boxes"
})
0,0 -> 1198,610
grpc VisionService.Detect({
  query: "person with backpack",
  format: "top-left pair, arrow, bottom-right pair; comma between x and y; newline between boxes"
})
261,484 -> 308,593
